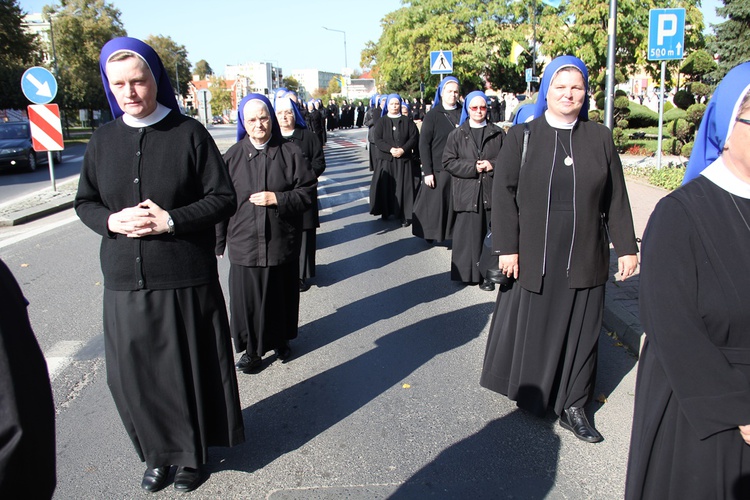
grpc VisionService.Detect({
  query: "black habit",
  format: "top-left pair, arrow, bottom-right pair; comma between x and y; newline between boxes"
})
626,173 -> 750,500
412,102 -> 462,241
480,116 -> 637,417
217,137 -> 316,357
75,110 -> 245,469
443,121 -> 504,283
285,126 -> 326,281
0,259 -> 56,499
369,114 -> 420,224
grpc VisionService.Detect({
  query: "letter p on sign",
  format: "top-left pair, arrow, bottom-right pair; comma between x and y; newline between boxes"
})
658,14 -> 677,45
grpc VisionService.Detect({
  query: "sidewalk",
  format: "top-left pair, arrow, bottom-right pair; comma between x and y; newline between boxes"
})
0,156 -> 672,355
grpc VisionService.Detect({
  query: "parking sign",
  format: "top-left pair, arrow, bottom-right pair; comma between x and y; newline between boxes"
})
648,8 -> 686,61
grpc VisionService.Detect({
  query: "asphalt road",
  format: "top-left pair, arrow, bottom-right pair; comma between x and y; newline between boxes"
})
0,126 -> 639,499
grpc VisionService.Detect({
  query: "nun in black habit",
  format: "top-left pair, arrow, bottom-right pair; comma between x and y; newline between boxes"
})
411,76 -> 462,242
369,93 -> 421,226
479,56 -> 638,443
274,93 -> 326,292
626,62 -> 750,500
75,37 -> 244,493
217,94 -> 316,372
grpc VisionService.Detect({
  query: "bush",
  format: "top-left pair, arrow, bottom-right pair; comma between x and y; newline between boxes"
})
686,103 -> 707,128
663,101 -> 674,112
664,107 -> 686,121
648,164 -> 686,190
669,118 -> 692,142
673,89 -> 696,110
625,144 -> 652,156
613,127 -> 625,148
589,109 -> 602,123
628,103 -> 658,127
681,141 -> 694,158
615,89 -> 628,97
690,82 -> 711,103
662,137 -> 682,155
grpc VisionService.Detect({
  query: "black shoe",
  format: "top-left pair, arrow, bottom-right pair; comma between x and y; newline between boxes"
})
141,466 -> 170,492
479,280 -> 496,291
560,407 -> 603,443
275,344 -> 292,362
299,279 -> 311,292
173,466 -> 202,492
235,353 -> 262,372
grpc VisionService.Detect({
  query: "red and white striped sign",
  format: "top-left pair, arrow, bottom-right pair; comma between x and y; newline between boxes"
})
27,104 -> 64,152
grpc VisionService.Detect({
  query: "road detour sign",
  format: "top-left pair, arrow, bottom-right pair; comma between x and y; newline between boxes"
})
28,104 -> 64,152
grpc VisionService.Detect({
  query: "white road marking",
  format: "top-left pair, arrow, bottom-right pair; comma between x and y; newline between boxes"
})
0,214 -> 79,249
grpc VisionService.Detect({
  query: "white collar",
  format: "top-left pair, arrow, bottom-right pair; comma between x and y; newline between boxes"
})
701,157 -> 750,199
544,110 -> 577,130
443,103 -> 458,110
249,136 -> 271,150
122,103 -> 171,127
469,120 -> 487,128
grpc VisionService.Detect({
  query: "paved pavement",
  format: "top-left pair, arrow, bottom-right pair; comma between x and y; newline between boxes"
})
0,146 -> 671,355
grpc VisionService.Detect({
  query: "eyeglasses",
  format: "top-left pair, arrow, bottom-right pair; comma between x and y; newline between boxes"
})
469,105 -> 487,111
737,117 -> 750,126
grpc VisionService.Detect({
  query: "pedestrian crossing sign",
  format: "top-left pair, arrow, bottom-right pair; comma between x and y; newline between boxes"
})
430,51 -> 453,74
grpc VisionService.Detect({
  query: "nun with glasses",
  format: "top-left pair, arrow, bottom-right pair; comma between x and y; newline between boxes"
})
480,56 -> 638,443
369,93 -> 421,227
274,94 -> 326,292
216,94 -> 316,373
626,62 -> 750,500
412,76 -> 462,243
442,91 -> 505,290
75,37 -> 244,493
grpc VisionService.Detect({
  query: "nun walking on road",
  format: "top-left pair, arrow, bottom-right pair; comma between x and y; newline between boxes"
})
412,77 -> 462,242
217,94 -> 316,373
274,94 -> 326,292
75,37 -> 244,493
479,56 -> 638,443
369,93 -> 421,226
442,91 -> 504,289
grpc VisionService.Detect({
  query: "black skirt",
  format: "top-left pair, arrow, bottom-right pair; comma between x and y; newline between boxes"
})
479,206 -> 604,417
103,283 -> 244,468
411,169 -> 455,242
299,229 -> 316,280
369,157 -> 420,223
228,261 -> 299,356
451,204 -> 489,283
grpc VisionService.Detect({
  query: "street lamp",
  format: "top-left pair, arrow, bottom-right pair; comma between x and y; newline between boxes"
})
322,26 -> 348,70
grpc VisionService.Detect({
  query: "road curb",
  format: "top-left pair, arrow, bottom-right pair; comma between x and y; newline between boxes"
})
603,294 -> 644,356
0,194 -> 75,227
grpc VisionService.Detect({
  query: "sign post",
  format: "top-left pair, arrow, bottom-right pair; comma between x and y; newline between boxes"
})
21,67 -> 61,191
196,89 -> 212,126
648,8 -> 686,169
430,51 -> 454,80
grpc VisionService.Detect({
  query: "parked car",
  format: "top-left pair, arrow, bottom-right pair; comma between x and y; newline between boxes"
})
0,121 -> 62,172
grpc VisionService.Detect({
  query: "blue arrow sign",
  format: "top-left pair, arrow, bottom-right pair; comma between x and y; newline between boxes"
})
430,51 -> 453,75
21,66 -> 58,104
648,8 -> 686,61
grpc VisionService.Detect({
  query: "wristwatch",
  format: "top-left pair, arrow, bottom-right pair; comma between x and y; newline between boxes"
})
167,215 -> 175,235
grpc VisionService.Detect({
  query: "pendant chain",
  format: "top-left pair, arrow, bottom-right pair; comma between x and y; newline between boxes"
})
730,193 -> 750,233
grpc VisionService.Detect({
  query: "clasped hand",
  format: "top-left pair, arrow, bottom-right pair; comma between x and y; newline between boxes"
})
108,199 -> 169,238
390,147 -> 405,158
250,191 -> 277,207
476,160 -> 493,173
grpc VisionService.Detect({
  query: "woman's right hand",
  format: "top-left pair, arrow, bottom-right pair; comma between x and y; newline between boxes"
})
498,254 -> 519,279
424,174 -> 435,188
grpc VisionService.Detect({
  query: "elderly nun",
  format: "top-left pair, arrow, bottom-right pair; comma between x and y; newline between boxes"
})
216,94 -> 316,373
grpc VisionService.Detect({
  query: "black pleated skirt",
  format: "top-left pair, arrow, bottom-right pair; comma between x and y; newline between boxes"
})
228,261 -> 299,357
103,282 -> 245,468
479,207 -> 604,417
411,170 -> 455,242
451,204 -> 489,283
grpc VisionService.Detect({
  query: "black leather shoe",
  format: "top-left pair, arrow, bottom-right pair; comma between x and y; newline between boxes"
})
235,353 -> 262,372
560,407 -> 603,443
275,344 -> 292,362
479,280 -> 496,291
299,279 -> 311,292
174,466 -> 202,492
141,466 -> 170,492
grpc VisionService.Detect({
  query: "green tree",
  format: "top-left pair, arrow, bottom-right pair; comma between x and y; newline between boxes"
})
282,76 -> 300,93
144,35 -> 191,98
680,49 -> 717,82
45,0 -> 126,115
712,0 -> 750,80
208,76 -> 231,116
0,0 -> 41,109
193,59 -> 213,79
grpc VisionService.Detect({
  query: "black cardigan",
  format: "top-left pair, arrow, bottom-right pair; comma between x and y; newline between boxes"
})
443,121 -> 504,212
418,103 -> 461,176
75,112 -> 237,291
492,117 -> 638,292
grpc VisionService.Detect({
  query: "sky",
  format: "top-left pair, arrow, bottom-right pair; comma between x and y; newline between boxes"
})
19,0 -> 726,76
